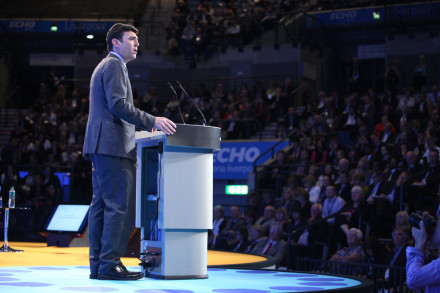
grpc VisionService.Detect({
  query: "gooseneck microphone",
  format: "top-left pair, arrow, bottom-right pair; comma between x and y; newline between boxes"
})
168,82 -> 185,124
176,81 -> 207,126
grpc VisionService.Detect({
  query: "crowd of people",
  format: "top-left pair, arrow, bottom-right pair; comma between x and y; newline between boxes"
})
164,0 -> 430,63
0,62 -> 295,230
0,76 -> 92,229
201,59 -> 440,291
1,41 -> 439,289
165,0 -> 296,62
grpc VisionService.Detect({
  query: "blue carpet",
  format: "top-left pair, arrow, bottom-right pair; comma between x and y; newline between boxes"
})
0,266 -> 362,293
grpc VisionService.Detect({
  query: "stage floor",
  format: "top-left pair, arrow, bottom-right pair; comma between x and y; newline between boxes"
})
0,242 -> 267,268
0,242 -> 373,293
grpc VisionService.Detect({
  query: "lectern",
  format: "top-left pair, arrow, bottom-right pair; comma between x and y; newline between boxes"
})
135,124 -> 221,279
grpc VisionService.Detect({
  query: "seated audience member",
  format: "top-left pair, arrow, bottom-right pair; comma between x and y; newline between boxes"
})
366,170 -> 394,237
395,210 -> 411,235
388,171 -> 411,212
275,187 -> 296,217
338,185 -> 371,240
250,223 -> 287,267
330,228 -> 366,264
303,175 -> 320,203
288,203 -> 330,268
364,235 -> 387,268
294,187 -> 312,220
257,191 -> 275,218
245,225 -> 264,253
217,205 -> 246,249
336,171 -> 353,203
244,209 -> 257,230
247,190 -> 261,214
322,185 -> 346,225
316,175 -> 333,204
255,205 -> 276,235
412,149 -> 440,212
231,227 -> 250,253
406,217 -> 440,292
275,207 -> 290,232
285,206 -> 307,242
381,226 -> 409,290
212,205 -> 227,240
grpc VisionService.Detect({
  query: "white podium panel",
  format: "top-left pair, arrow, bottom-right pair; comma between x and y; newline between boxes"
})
160,151 -> 213,229
135,124 -> 220,280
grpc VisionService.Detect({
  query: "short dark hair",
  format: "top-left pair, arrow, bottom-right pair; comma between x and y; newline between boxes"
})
106,23 -> 138,52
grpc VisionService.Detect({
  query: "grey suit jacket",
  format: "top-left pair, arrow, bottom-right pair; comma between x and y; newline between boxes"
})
250,236 -> 287,266
83,54 -> 155,161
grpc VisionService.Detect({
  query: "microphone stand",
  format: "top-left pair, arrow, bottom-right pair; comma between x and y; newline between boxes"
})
176,81 -> 207,126
168,82 -> 185,124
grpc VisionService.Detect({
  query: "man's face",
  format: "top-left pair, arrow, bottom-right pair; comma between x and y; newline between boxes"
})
264,208 -> 274,219
250,228 -> 260,240
214,210 -> 223,219
113,31 -> 139,62
351,189 -> 362,202
392,229 -> 407,247
325,186 -> 335,198
269,226 -> 280,241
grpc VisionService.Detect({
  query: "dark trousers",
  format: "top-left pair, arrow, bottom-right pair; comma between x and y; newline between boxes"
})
88,154 -> 135,274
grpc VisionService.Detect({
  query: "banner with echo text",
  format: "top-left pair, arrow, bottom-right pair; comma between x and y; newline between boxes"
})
213,141 -> 289,180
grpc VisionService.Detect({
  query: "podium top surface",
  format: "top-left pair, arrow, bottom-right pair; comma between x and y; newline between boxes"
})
136,124 -> 221,151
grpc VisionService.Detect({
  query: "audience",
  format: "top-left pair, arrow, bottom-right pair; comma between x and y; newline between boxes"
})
1,5 -> 440,286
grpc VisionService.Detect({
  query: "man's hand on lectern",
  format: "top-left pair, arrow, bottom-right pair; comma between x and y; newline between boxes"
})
154,117 -> 176,135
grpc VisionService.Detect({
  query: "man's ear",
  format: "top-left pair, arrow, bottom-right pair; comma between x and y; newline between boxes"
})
112,38 -> 120,49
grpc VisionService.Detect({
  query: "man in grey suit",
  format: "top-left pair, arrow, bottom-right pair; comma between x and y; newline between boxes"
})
83,23 -> 176,281
251,223 -> 287,267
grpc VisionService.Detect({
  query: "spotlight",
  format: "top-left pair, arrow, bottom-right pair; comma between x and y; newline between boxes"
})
50,21 -> 58,32
86,34 -> 94,40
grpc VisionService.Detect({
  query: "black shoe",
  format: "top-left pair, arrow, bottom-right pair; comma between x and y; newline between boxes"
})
97,264 -> 143,280
90,273 -> 98,279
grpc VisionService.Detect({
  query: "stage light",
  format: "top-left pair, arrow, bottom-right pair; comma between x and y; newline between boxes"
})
86,34 -> 94,39
373,9 -> 380,20
50,21 -> 58,32
225,185 -> 248,195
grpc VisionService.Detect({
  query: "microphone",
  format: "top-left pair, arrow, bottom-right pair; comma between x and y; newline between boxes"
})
168,82 -> 185,124
176,81 -> 207,126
